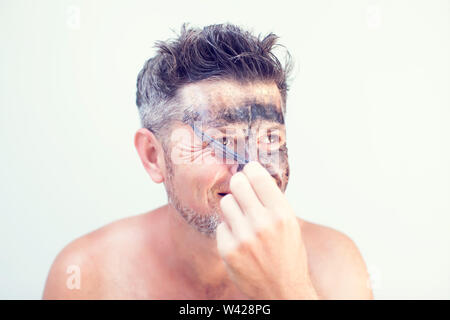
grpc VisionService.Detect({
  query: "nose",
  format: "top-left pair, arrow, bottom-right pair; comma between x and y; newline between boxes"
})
229,163 -> 240,175
227,139 -> 259,174
230,144 -> 259,175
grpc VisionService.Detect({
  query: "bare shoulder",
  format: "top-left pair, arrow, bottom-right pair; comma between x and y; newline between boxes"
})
297,218 -> 374,300
42,228 -> 101,299
42,208 -> 164,299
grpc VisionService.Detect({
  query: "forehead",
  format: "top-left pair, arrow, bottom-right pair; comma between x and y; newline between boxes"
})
177,80 -> 284,127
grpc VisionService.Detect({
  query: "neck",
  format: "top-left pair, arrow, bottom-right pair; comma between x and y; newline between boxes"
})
163,204 -> 232,291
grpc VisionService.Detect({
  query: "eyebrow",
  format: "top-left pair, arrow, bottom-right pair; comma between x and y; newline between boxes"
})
201,103 -> 285,127
207,125 -> 284,138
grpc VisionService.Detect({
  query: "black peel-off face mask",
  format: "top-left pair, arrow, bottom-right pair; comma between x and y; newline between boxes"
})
182,103 -> 290,192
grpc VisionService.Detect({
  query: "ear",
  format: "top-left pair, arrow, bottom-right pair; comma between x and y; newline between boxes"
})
134,128 -> 167,183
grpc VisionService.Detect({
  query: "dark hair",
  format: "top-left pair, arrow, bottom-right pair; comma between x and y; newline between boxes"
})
136,23 -> 292,136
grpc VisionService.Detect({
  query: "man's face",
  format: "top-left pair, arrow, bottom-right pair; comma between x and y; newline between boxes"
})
163,80 -> 290,237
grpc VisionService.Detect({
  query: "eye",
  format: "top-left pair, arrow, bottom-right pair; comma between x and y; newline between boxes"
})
261,134 -> 279,144
220,137 -> 231,146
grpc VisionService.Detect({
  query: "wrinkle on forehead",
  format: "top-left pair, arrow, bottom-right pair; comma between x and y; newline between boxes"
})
177,79 -> 283,112
177,80 -> 285,130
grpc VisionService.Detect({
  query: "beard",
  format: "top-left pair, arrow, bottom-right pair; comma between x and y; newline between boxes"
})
163,152 -> 222,238
166,184 -> 222,238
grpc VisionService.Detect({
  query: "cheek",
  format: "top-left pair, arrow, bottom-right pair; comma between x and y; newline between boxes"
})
169,127 -> 220,166
169,162 -> 223,210
278,146 -> 290,191
257,145 -> 290,191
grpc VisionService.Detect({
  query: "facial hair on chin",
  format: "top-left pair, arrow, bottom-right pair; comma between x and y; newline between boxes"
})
164,155 -> 222,237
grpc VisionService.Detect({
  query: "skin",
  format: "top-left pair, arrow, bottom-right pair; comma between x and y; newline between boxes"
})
42,80 -> 374,300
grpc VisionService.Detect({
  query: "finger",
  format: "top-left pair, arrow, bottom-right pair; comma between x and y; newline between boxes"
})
216,222 -> 238,258
229,172 -> 266,221
220,194 -> 252,241
242,161 -> 289,211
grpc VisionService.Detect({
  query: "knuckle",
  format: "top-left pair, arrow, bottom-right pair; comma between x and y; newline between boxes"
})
273,214 -> 292,229
246,168 -> 269,186
230,172 -> 246,191
254,227 -> 268,241
254,216 -> 277,235
244,161 -> 262,173
224,249 -> 239,263
253,215 -> 271,232
223,241 -> 249,263
236,238 -> 254,254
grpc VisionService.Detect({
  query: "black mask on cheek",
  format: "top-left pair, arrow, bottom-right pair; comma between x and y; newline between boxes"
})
278,144 -> 290,192
257,143 -> 290,192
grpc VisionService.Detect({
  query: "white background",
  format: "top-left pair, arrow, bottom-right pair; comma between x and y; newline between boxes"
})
0,0 -> 449,299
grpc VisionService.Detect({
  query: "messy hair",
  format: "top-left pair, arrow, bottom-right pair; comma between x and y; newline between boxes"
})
136,23 -> 292,138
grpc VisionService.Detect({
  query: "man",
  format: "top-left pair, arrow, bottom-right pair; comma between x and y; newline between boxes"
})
43,24 -> 373,299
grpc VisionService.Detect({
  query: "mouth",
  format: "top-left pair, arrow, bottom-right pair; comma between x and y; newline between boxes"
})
217,192 -> 230,197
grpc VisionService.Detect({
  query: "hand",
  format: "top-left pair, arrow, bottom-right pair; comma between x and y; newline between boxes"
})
216,161 -> 318,300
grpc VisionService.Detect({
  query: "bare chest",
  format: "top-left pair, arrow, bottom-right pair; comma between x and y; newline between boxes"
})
97,260 -> 249,300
